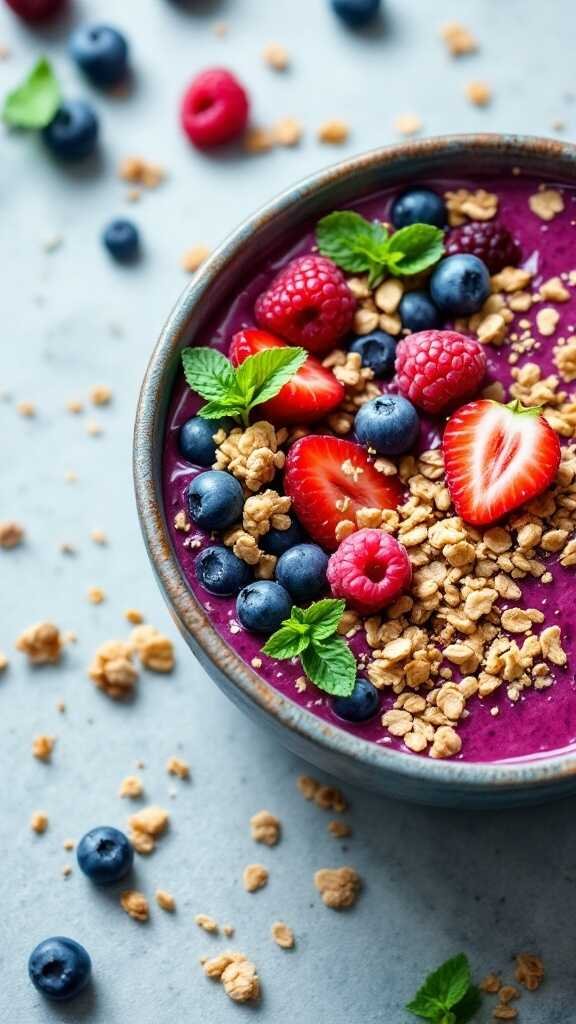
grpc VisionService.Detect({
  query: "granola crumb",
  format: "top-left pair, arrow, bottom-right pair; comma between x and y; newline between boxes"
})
250,809 -> 281,846
174,510 -> 190,533
181,245 -> 211,273
203,953 -> 260,1003
124,608 -> 144,625
89,641 -> 138,699
17,400 -> 36,418
273,117 -> 303,147
196,913 -> 218,932
328,819 -> 352,839
480,973 -> 502,993
89,385 -> 112,406
529,188 -> 564,221
130,624 -> 175,672
87,586 -> 106,605
271,921 -> 294,949
0,652 -> 9,673
86,419 -> 103,437
441,21 -> 478,56
393,113 -> 423,136
32,735 -> 55,762
120,890 -> 149,922
62,865 -> 72,878
243,863 -> 269,893
465,81 -> 492,106
128,805 -> 169,854
514,953 -> 544,990
318,119 -> 349,144
314,867 -> 361,909
30,811 -> 48,834
156,889 -> 176,912
0,521 -> 24,549
244,126 -> 275,153
118,156 -> 165,189
166,756 -> 190,780
63,839 -> 75,851
263,42 -> 289,70
90,529 -> 107,545
16,622 -> 63,665
222,924 -> 235,938
119,775 -> 143,799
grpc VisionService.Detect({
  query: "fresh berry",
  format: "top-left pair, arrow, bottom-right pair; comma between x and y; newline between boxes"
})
446,220 -> 521,275
354,394 -> 420,454
390,188 -> 447,229
76,826 -> 133,885
284,435 -> 403,551
69,24 -> 129,88
179,415 -> 232,466
29,937 -> 91,1001
260,515 -> 305,557
327,528 -> 412,613
443,399 -> 562,527
186,470 -> 244,530
236,580 -> 293,634
181,68 -> 249,148
349,330 -> 396,378
275,543 -> 329,601
332,675 -> 380,722
102,219 -> 140,262
255,255 -> 356,355
430,254 -> 491,316
398,290 -> 441,332
5,0 -> 64,20
230,328 -> 345,424
330,0 -> 380,27
42,100 -> 99,161
195,545 -> 252,596
395,330 -> 487,415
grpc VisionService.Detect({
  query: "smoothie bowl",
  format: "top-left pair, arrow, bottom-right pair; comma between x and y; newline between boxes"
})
134,134 -> 576,807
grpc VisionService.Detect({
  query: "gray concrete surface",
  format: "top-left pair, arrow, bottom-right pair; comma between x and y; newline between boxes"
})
1,0 -> 576,1020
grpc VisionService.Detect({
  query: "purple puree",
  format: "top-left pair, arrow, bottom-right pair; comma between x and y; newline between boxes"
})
162,175 -> 576,764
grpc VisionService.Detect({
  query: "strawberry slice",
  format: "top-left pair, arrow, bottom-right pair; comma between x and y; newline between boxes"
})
229,328 -> 345,425
443,399 -> 561,526
284,435 -> 404,550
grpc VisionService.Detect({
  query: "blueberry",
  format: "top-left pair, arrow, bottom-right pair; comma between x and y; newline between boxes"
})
332,676 -> 380,722
398,290 -> 441,332
390,188 -> 447,229
355,394 -> 419,455
29,937 -> 91,1001
103,219 -> 140,263
77,826 -> 133,885
195,545 -> 252,596
186,470 -> 244,530
275,543 -> 329,602
42,100 -> 99,161
236,580 -> 293,634
349,330 -> 396,378
430,254 -> 491,317
260,515 -> 305,557
70,24 -> 129,87
179,415 -> 232,467
330,0 -> 380,27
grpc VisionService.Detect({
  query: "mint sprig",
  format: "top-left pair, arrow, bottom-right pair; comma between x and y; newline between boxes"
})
181,345 -> 307,426
3,57 -> 60,129
406,954 -> 481,1024
316,211 -> 444,286
261,598 -> 356,697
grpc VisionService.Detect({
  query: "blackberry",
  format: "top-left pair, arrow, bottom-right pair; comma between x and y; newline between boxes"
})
445,221 -> 521,274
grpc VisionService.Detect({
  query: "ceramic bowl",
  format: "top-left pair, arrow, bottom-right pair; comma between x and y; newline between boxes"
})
134,133 -> 576,808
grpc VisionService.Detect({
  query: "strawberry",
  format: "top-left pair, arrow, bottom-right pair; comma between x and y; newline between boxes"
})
229,328 -> 345,425
284,435 -> 403,550
443,399 -> 561,527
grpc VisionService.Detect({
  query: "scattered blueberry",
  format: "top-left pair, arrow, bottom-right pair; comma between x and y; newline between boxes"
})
236,580 -> 293,634
330,0 -> 381,27
102,219 -> 140,263
260,515 -> 305,557
332,676 -> 380,722
398,290 -> 441,332
430,254 -> 491,317
186,470 -> 244,530
355,394 -> 419,455
275,543 -> 329,602
28,937 -> 92,1001
69,24 -> 129,88
179,415 -> 232,467
390,188 -> 447,229
42,100 -> 99,161
349,330 -> 396,378
195,545 -> 252,596
76,826 -> 133,885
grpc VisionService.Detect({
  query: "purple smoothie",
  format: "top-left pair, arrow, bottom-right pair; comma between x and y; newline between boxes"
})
163,174 -> 576,763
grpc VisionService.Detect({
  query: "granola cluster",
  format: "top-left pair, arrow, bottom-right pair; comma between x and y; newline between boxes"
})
202,952 -> 260,1003
223,488 -> 291,577
213,420 -> 287,492
322,349 -> 380,434
314,866 -> 361,909
89,641 -> 138,699
128,805 -> 169,854
346,274 -> 404,339
16,622 -> 63,665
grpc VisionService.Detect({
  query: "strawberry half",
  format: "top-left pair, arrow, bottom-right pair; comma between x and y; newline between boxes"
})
229,328 -> 345,425
284,435 -> 403,550
443,399 -> 561,527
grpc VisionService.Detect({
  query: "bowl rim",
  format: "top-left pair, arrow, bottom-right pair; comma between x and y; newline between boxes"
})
134,132 -> 576,795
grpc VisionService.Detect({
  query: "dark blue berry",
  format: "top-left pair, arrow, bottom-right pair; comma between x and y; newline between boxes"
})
76,826 -> 133,885
430,254 -> 491,317
42,100 -> 99,161
236,580 -> 293,634
398,290 -> 441,332
186,470 -> 244,530
275,543 -> 329,602
330,0 -> 380,27
179,415 -> 233,467
195,545 -> 252,596
390,188 -> 447,229
349,330 -> 396,378
29,937 -> 91,1001
332,676 -> 380,722
260,515 -> 305,557
355,394 -> 419,455
70,24 -> 129,87
103,219 -> 140,263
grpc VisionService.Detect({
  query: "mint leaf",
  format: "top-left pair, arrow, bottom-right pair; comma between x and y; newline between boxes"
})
316,211 -> 389,284
302,598 -> 346,640
385,224 -> 444,276
181,347 -> 236,402
235,347 -> 308,409
301,637 -> 356,697
407,955 -> 474,1022
452,986 -> 481,1024
3,58 -> 60,129
261,599 -> 355,695
197,399 -> 244,420
262,625 -> 310,659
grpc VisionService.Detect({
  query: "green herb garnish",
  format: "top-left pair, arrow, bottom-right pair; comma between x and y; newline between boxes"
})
3,57 -> 60,129
262,598 -> 356,697
406,954 -> 481,1024
316,211 -> 444,286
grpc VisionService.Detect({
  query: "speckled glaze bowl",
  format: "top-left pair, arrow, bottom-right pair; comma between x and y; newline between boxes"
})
134,133 -> 576,808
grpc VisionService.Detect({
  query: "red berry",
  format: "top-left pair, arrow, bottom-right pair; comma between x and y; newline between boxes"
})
181,68 -> 249,149
255,254 -> 356,355
327,528 -> 412,614
395,329 -> 486,415
4,0 -> 64,18
446,221 -> 521,274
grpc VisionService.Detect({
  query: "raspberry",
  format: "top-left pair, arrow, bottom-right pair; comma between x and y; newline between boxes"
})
395,329 -> 487,415
446,221 -> 521,274
327,529 -> 412,614
255,254 -> 356,354
181,68 -> 249,149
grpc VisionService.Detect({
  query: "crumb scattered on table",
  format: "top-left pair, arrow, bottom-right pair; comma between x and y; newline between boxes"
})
243,863 -> 269,893
121,890 -> 149,922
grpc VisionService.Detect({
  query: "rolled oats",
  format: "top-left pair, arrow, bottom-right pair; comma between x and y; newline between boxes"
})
271,921 -> 294,948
